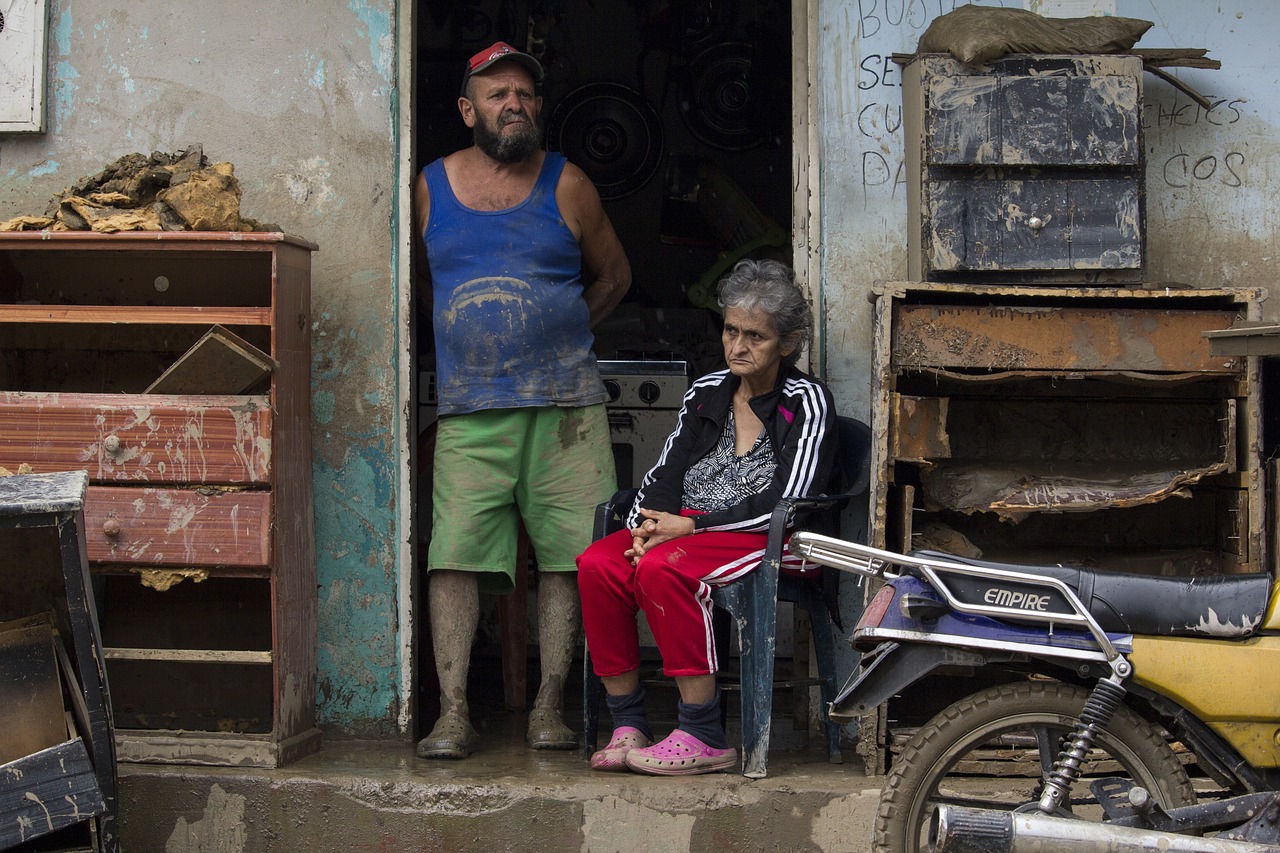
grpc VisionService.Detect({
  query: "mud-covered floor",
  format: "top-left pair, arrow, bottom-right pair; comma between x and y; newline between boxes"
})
118,653 -> 883,852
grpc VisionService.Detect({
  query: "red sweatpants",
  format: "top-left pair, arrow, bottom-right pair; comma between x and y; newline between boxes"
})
577,527 -> 813,678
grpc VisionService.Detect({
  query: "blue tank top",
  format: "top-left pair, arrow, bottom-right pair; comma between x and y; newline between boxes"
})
423,152 -> 605,415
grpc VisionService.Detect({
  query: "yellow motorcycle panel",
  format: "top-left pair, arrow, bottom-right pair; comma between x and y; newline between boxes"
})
1130,634 -> 1280,768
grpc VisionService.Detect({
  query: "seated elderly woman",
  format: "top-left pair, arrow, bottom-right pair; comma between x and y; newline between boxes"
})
577,258 -> 837,776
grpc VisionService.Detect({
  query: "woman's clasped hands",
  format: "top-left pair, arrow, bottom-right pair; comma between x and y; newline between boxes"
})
625,508 -> 696,565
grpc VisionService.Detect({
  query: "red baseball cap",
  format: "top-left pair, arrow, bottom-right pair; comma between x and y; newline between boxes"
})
460,41 -> 544,96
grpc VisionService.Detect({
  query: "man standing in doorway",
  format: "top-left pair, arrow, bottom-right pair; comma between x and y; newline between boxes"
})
415,41 -> 631,758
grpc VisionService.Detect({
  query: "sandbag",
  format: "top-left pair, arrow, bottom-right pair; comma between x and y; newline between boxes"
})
917,4 -> 1152,67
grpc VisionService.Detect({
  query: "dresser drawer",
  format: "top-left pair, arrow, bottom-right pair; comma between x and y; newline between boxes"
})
85,486 -> 271,569
924,175 -> 1141,272
0,392 -> 271,484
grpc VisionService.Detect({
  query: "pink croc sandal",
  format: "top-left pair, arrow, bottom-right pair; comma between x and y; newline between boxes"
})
591,726 -> 652,771
624,729 -> 738,776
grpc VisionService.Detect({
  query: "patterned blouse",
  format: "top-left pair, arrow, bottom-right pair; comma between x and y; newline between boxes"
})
681,409 -> 778,513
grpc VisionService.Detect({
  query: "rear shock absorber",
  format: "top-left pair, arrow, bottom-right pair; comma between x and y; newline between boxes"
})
1038,676 -> 1128,815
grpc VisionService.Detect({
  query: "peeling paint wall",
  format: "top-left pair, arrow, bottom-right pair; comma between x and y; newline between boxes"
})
0,0 -> 406,736
817,0 -> 1280,420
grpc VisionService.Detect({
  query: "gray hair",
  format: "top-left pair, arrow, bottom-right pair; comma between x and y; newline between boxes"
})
716,259 -> 812,367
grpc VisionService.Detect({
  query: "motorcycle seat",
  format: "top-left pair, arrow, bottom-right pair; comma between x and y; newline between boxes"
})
909,550 -> 1272,638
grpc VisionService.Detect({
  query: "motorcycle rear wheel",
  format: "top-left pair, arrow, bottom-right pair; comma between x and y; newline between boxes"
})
874,680 -> 1196,853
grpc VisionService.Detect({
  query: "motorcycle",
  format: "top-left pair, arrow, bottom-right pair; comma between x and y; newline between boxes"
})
786,532 -> 1280,853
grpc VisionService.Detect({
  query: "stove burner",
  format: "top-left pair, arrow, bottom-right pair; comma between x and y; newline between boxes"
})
597,359 -> 690,409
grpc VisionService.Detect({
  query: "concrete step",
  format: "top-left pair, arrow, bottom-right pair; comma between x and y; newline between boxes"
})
119,715 -> 884,852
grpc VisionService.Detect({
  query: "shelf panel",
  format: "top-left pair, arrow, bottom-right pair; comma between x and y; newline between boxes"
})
0,305 -> 271,325
104,647 -> 271,664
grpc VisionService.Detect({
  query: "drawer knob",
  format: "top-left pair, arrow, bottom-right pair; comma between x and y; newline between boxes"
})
102,518 -> 122,538
1028,216 -> 1045,233
103,434 -> 121,453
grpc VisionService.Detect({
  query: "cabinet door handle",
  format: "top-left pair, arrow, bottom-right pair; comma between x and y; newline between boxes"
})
103,434 -> 121,453
102,518 -> 122,538
1028,215 -> 1045,233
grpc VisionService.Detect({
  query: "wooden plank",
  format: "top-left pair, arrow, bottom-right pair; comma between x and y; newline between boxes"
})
115,730 -> 279,768
84,486 -> 271,568
0,304 -> 271,325
0,738 -> 105,849
1204,323 -> 1280,356
103,647 -> 272,664
0,392 -> 272,484
892,304 -> 1240,373
0,230 -> 317,251
146,325 -> 277,394
268,240 -> 319,754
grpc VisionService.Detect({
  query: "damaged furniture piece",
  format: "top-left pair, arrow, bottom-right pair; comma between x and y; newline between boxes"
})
0,231 -> 319,768
863,281 -> 1263,773
0,470 -> 118,853
871,281 -> 1262,573
902,52 -> 1146,284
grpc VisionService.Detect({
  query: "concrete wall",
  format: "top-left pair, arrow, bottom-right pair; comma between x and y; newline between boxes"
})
816,0 -> 1280,420
0,0 -> 409,737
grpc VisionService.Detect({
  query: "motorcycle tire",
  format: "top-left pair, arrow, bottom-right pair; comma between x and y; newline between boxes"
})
874,680 -> 1196,853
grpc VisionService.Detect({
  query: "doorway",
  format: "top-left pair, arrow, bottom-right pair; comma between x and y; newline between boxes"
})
410,0 -> 800,739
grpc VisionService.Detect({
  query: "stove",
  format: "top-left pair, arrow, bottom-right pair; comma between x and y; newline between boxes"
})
598,359 -> 689,409
598,359 -> 691,489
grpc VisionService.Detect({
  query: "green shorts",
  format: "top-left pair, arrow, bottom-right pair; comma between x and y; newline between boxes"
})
428,404 -> 617,594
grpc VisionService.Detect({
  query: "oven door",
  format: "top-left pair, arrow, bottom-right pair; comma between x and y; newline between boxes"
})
607,408 -> 679,489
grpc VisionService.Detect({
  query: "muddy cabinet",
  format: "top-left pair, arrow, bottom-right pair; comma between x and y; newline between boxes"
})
871,282 -> 1263,577
0,232 -> 320,767
903,54 -> 1144,282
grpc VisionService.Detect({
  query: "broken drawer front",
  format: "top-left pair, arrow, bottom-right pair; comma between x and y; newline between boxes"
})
924,176 -> 1141,271
892,305 -> 1241,373
85,486 -> 271,569
0,392 -> 271,484
921,59 -> 1141,166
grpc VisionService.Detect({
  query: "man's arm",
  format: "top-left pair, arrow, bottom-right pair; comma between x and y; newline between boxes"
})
556,162 -> 631,327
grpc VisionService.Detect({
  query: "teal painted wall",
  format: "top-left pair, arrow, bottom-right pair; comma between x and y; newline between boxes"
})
0,0 -> 408,737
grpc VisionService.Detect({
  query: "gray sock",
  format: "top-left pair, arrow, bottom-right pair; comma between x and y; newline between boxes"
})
677,690 -> 727,749
605,684 -> 652,741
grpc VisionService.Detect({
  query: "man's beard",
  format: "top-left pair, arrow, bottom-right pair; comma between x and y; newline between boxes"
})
474,112 -> 542,164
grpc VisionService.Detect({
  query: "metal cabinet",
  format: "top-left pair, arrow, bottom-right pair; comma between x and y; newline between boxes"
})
903,54 -> 1145,281
0,232 -> 319,768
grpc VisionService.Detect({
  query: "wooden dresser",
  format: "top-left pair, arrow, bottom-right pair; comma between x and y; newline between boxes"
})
0,231 -> 320,767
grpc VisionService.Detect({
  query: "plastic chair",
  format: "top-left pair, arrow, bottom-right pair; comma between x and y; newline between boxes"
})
582,416 -> 871,778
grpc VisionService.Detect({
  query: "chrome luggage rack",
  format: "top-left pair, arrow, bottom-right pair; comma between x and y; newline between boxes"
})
788,532 -> 1128,671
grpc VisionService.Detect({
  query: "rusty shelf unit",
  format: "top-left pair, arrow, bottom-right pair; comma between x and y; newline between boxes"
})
0,231 -> 320,768
903,54 -> 1145,284
870,281 -> 1263,577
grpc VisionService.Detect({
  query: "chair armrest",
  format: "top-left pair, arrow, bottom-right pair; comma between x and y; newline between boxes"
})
592,488 -> 640,540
